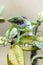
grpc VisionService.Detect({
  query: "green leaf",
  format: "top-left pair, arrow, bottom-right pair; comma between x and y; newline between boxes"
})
32,41 -> 43,51
6,28 -> 17,38
20,35 -> 37,44
7,24 -> 18,38
38,12 -> 43,22
31,21 -> 37,25
7,45 -> 24,65
0,6 -> 4,16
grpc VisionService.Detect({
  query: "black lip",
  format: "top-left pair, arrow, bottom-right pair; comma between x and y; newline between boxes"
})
13,20 -> 24,25
8,16 -> 28,25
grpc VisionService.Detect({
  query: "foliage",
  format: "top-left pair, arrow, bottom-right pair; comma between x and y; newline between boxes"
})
1,12 -> 43,65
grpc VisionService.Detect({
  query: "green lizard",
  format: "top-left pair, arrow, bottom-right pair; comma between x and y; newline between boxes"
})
7,16 -> 34,43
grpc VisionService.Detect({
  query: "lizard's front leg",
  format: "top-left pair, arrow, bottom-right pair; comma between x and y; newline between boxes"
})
17,29 -> 20,43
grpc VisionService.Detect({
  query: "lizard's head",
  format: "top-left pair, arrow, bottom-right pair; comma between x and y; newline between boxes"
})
8,16 -> 26,25
8,16 -> 31,26
8,16 -> 34,34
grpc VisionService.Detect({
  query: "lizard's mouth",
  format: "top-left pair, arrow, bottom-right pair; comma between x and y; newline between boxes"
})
8,16 -> 26,25
8,19 -> 24,25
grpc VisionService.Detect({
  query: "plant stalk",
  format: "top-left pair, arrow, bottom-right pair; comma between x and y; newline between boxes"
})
31,26 -> 38,65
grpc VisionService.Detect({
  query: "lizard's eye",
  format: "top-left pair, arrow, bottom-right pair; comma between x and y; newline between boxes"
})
24,44 -> 29,48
